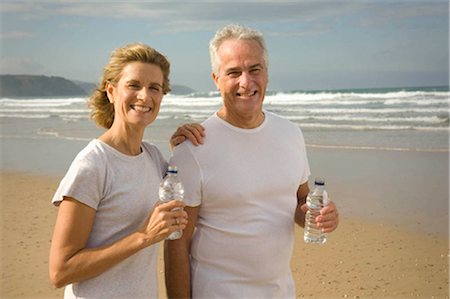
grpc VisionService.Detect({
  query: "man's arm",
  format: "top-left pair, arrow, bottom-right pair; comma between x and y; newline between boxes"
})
165,206 -> 199,299
295,181 -> 310,227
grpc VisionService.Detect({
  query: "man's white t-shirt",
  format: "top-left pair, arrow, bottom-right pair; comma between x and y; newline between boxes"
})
52,139 -> 168,299
171,111 -> 310,298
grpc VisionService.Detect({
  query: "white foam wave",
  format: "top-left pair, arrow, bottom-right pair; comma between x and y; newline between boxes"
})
0,98 -> 87,107
0,113 -> 52,119
280,107 -> 449,114
288,115 -> 449,124
268,91 -> 449,102
162,96 -> 221,107
0,108 -> 88,113
297,122 -> 449,131
306,143 -> 449,152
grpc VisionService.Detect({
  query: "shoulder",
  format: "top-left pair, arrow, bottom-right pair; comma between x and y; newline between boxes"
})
67,140 -> 116,178
265,110 -> 302,132
141,141 -> 162,156
74,139 -> 108,165
141,141 -> 168,173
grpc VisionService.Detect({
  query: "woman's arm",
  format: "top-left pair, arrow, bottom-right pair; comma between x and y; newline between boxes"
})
170,123 -> 205,151
49,197 -> 187,288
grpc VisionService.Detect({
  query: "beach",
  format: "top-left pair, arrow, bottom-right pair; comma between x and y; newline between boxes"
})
1,88 -> 449,298
1,141 -> 448,298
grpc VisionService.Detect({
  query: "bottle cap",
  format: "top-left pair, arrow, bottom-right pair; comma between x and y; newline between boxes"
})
314,177 -> 325,186
167,165 -> 178,173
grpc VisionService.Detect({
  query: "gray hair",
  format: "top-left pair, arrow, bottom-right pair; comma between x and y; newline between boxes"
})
209,24 -> 268,75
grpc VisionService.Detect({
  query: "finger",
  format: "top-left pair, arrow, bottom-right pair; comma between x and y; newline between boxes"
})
169,217 -> 187,233
169,210 -> 188,223
300,203 -> 308,213
181,124 -> 205,145
174,217 -> 188,225
190,123 -> 205,136
317,213 -> 339,232
320,202 -> 336,216
159,200 -> 186,211
170,135 -> 186,147
177,128 -> 199,146
317,209 -> 338,222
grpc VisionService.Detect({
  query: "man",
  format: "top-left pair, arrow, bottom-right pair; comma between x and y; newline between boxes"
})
166,24 -> 339,298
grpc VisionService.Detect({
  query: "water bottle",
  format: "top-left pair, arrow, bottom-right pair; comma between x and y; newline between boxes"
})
159,166 -> 184,240
304,177 -> 329,244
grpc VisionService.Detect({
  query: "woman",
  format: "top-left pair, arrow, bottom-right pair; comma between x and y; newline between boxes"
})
49,43 -> 202,298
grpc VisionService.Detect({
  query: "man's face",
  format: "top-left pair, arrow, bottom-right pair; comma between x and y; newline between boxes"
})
212,39 -> 268,122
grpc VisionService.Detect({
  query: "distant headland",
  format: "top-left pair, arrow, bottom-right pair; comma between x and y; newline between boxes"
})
0,74 -> 195,98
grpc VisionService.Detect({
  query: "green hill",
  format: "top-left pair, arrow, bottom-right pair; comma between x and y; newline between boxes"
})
0,74 -> 196,98
0,75 -> 87,98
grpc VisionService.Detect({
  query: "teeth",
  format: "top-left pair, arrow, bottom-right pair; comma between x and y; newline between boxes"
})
237,91 -> 256,97
131,105 -> 151,112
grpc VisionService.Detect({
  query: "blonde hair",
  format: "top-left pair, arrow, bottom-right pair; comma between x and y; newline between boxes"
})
88,43 -> 171,129
209,24 -> 268,75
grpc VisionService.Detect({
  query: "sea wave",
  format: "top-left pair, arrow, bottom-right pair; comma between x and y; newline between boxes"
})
297,122 -> 449,131
1,88 -> 448,132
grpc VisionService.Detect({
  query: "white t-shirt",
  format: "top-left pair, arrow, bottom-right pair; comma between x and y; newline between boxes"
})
171,111 -> 310,299
52,139 -> 168,299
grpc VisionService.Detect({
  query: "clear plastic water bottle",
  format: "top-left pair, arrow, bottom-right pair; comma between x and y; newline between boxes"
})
304,177 -> 329,244
159,166 -> 184,240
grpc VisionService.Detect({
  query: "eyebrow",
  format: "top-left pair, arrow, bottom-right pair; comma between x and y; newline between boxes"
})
126,79 -> 163,87
225,63 -> 264,72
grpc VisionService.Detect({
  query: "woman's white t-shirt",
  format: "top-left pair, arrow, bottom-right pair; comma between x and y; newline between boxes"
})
52,139 -> 167,299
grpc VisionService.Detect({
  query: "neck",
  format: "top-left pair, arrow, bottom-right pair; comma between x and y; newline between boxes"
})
217,108 -> 265,129
99,124 -> 144,156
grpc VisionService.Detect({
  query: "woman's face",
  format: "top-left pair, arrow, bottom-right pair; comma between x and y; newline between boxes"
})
107,61 -> 164,130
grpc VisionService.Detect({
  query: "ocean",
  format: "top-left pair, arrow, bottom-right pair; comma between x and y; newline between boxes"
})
1,86 -> 448,154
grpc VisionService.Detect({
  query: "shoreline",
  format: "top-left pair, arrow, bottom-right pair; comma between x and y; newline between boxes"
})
1,171 -> 448,299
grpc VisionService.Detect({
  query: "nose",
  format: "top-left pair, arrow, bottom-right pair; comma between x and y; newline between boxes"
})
238,72 -> 252,88
137,87 -> 151,102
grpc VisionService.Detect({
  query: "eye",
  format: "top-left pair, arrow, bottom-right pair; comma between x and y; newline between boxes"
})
227,71 -> 241,78
128,83 -> 140,90
250,68 -> 261,74
150,85 -> 163,93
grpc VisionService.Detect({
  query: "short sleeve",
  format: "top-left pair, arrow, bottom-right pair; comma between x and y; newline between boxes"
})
170,143 -> 202,207
297,126 -> 311,185
52,150 -> 105,210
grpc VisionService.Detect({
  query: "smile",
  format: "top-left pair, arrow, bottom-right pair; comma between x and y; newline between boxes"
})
130,105 -> 152,113
236,90 -> 257,97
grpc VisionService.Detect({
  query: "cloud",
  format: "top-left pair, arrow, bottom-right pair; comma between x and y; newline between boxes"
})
0,31 -> 35,39
3,2 -> 443,23
0,56 -> 45,75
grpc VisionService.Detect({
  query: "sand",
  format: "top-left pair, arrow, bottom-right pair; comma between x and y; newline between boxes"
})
0,171 -> 448,299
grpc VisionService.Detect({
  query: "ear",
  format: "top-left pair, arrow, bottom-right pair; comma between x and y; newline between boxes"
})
105,81 -> 115,103
211,72 -> 220,91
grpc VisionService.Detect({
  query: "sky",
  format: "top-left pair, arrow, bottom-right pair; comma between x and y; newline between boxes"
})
0,1 -> 448,92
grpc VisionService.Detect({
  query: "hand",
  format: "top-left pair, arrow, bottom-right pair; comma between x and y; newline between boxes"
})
300,201 -> 339,233
139,200 -> 188,244
170,123 -> 205,150
317,201 -> 339,233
